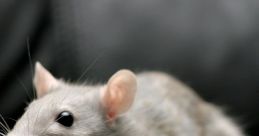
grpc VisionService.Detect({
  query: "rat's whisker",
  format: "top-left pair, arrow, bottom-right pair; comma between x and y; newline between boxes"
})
0,114 -> 10,133
26,37 -> 36,100
76,53 -> 102,83
0,122 -> 8,134
7,118 -> 17,123
0,131 -> 6,136
15,76 -> 32,101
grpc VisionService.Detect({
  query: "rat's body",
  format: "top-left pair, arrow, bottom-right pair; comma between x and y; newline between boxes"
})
7,63 -> 244,136
127,72 -> 244,136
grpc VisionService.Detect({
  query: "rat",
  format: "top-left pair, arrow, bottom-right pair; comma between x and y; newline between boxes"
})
6,62 -> 245,136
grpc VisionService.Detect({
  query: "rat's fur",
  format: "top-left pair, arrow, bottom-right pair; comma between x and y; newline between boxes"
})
7,64 -> 244,136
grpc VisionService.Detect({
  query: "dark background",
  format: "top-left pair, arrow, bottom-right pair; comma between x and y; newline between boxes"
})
0,0 -> 258,135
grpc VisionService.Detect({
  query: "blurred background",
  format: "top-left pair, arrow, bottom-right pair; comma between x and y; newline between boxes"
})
0,0 -> 258,135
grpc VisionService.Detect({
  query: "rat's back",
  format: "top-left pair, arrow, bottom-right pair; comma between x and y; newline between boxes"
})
129,72 -> 244,136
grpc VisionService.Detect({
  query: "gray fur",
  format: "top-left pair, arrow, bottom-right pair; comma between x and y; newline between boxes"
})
8,72 -> 244,136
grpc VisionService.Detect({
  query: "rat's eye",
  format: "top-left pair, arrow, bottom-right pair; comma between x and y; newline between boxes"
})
56,111 -> 74,127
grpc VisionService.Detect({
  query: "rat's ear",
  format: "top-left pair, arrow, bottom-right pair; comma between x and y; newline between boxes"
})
101,69 -> 137,122
33,62 -> 59,98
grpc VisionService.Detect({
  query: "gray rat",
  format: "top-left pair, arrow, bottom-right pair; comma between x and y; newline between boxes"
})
6,62 -> 244,136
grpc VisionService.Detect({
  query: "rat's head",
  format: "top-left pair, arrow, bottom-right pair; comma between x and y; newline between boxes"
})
8,62 -> 137,136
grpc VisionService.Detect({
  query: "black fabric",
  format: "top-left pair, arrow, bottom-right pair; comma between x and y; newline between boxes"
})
0,0 -> 258,135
